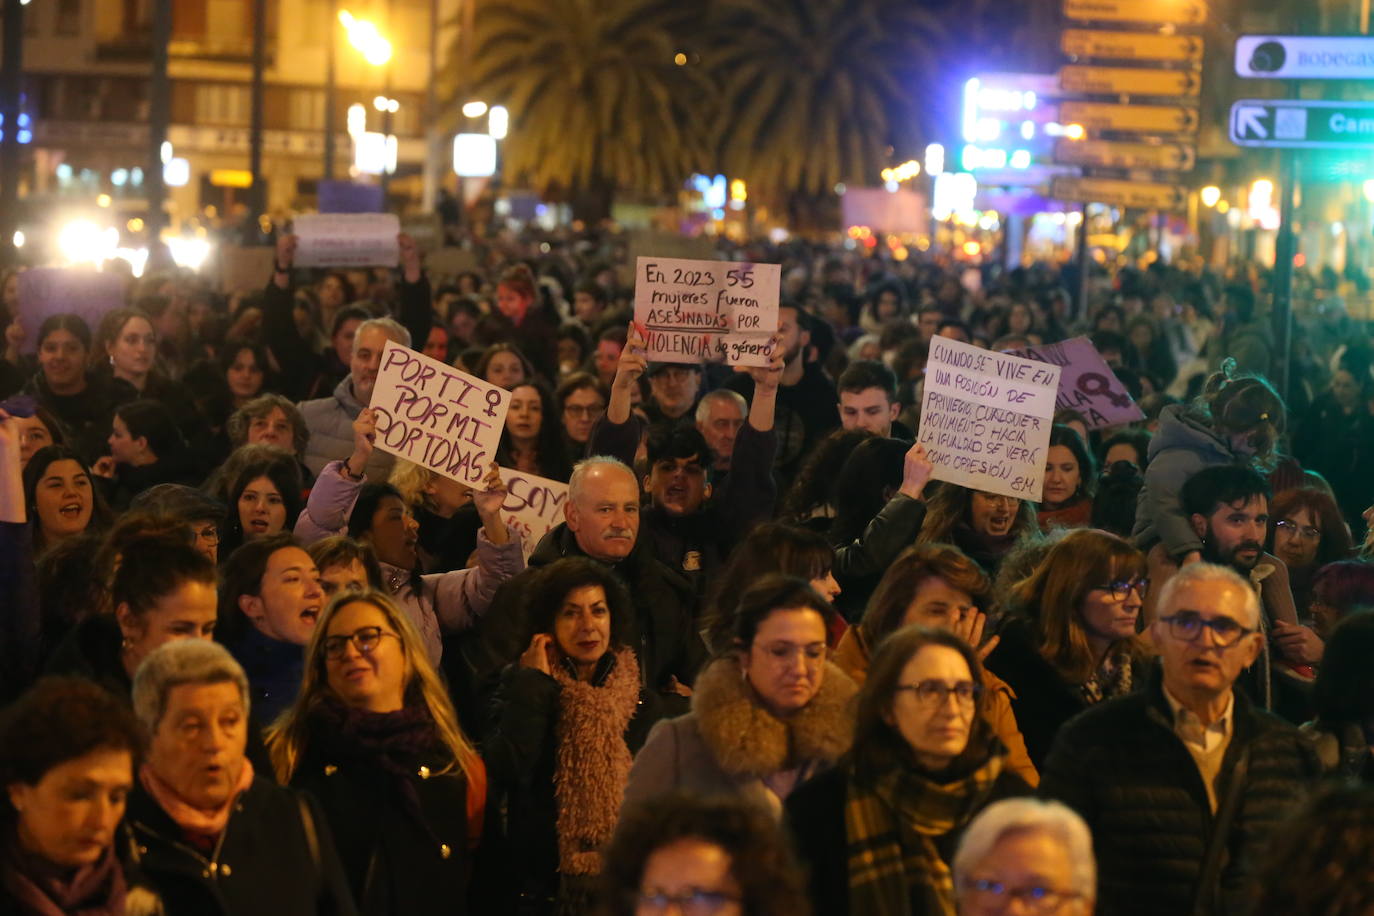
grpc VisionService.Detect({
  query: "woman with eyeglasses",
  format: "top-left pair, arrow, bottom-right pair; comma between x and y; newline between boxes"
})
481,558 -> 647,913
983,528 -> 1150,769
1265,487 -> 1353,620
785,626 -> 1032,916
623,575 -> 857,818
554,372 -> 607,454
267,589 -> 485,916
599,793 -> 811,916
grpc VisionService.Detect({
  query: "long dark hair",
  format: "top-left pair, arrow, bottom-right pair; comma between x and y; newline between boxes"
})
706,523 -> 835,648
783,428 -> 874,520
860,544 -> 992,648
829,437 -> 908,544
115,399 -> 186,462
22,444 -> 112,551
1045,423 -> 1096,503
497,379 -> 572,481
849,626 -> 994,780
219,454 -> 304,558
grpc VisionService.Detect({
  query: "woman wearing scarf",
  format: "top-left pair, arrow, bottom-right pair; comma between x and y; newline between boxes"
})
268,590 -> 486,916
785,627 -> 1032,916
0,678 -> 146,916
983,528 -> 1150,769
123,640 -> 355,916
482,558 -> 644,915
623,575 -> 858,818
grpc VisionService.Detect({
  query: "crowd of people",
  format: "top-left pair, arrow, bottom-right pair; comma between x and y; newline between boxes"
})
1,225 -> 1373,916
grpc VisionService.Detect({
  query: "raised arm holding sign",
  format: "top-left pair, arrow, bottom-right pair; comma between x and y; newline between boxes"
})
367,340 -> 511,489
917,337 -> 1061,501
632,256 -> 781,367
1006,336 -> 1144,429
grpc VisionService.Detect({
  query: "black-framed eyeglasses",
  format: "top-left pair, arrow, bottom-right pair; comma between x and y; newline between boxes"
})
563,404 -> 606,418
323,626 -> 398,660
1274,519 -> 1320,541
1158,611 -> 1255,648
1094,577 -> 1149,601
194,525 -> 220,545
964,878 -> 1083,912
633,888 -> 741,915
895,679 -> 982,708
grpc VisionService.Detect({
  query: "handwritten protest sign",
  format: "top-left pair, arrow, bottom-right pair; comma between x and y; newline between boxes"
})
16,269 -> 127,355
218,246 -> 276,295
497,468 -> 570,561
918,337 -> 1061,501
633,256 -> 780,367
368,341 -> 511,489
294,213 -> 400,268
1005,337 -> 1143,429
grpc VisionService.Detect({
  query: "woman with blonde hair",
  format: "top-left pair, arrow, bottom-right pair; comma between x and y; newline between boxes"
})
983,528 -> 1150,768
267,589 -> 486,916
388,458 -> 478,573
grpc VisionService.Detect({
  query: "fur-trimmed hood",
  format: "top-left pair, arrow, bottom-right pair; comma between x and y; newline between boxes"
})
691,654 -> 858,779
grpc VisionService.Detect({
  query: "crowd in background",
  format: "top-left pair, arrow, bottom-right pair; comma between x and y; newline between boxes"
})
1,222 -> 1373,916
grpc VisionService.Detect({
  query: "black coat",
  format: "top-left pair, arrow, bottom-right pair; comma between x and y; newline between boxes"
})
123,776 -> 356,916
784,762 -> 1031,916
1038,667 -> 1323,916
289,718 -> 472,916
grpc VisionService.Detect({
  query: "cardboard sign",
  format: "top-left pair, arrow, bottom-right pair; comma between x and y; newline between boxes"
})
368,341 -> 511,489
218,246 -> 276,295
918,337 -> 1061,501
15,268 -> 127,355
632,256 -> 780,367
497,467 -> 570,562
1006,337 -> 1144,429
294,213 -> 400,267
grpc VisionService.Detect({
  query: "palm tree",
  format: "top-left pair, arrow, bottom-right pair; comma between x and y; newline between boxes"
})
455,0 -> 714,215
708,0 -> 944,197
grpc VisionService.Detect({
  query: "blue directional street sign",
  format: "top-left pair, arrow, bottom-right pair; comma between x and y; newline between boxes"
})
1229,99 -> 1374,149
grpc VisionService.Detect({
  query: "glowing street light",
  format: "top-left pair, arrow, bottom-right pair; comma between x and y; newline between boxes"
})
1200,185 -> 1221,208
488,105 -> 509,140
338,10 -> 392,66
462,100 -> 488,118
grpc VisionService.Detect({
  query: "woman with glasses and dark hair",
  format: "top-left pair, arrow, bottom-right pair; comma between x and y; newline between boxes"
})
785,626 -> 1032,916
1265,487 -> 1354,619
624,575 -> 857,817
267,589 -> 486,916
554,372 -> 607,454
983,528 -> 1150,768
599,794 -> 811,916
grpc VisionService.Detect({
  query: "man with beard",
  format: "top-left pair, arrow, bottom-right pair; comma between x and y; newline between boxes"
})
723,302 -> 839,487
1180,465 -> 1322,713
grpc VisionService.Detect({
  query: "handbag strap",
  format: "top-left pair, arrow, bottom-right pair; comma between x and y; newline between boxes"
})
1192,744 -> 1251,916
296,793 -> 320,872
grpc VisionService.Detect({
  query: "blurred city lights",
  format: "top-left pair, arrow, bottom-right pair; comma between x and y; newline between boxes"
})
1200,186 -> 1221,207
488,105 -> 509,140
338,10 -> 392,65
673,52 -> 687,66
462,100 -> 488,118
1364,179 -> 1374,203
57,221 -> 119,265
453,133 -> 497,177
925,143 -> 944,176
96,193 -> 112,208
12,231 -> 23,248
164,157 -> 190,187
167,237 -> 211,271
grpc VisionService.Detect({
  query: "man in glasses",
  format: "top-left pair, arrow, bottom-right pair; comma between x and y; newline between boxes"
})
1180,465 -> 1322,702
1040,563 -> 1323,916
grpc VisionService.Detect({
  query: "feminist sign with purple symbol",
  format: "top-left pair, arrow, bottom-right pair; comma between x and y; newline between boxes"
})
368,340 -> 511,489
1005,337 -> 1143,429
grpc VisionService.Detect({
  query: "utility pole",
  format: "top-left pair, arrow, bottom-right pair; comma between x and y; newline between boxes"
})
249,0 -> 267,230
0,0 -> 24,267
324,0 -> 337,181
1272,150 -> 1297,405
147,0 -> 172,265
421,0 -> 439,211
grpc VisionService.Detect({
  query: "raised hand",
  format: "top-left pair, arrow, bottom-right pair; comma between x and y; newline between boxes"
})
519,633 -> 556,676
898,442 -> 934,500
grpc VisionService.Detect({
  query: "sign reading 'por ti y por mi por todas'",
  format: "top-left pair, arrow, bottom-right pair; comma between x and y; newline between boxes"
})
918,337 -> 1061,502
633,256 -> 781,368
368,341 -> 511,489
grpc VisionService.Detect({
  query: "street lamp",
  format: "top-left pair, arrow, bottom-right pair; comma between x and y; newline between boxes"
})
339,10 -> 392,65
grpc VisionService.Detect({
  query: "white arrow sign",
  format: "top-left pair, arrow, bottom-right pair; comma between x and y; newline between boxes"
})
1235,106 -> 1268,139
1236,35 -> 1374,78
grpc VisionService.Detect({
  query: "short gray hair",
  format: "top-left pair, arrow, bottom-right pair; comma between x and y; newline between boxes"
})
1156,562 -> 1260,628
694,389 -> 747,425
355,316 -> 411,349
131,640 -> 251,734
953,798 -> 1095,904
568,455 -> 637,503
226,393 -> 309,456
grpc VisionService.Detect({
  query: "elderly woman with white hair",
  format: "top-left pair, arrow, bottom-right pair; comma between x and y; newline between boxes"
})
122,639 -> 357,916
953,798 -> 1096,915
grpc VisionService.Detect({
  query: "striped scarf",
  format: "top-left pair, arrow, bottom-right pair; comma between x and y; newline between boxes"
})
845,753 -> 1005,916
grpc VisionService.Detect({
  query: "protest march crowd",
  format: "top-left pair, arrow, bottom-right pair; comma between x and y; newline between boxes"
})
1,223 -> 1373,916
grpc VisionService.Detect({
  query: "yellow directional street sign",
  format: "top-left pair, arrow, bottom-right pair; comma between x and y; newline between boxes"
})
1051,175 -> 1188,210
1063,0 -> 1206,25
1060,65 -> 1200,97
1061,29 -> 1204,63
1053,139 -> 1196,171
1059,101 -> 1199,134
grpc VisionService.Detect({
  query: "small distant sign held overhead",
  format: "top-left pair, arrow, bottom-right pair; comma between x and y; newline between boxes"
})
1235,35 -> 1374,79
1230,99 -> 1374,149
1053,138 -> 1196,171
1062,30 -> 1204,63
1051,175 -> 1188,210
1059,65 -> 1200,97
1062,0 -> 1206,26
1059,100 -> 1200,135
